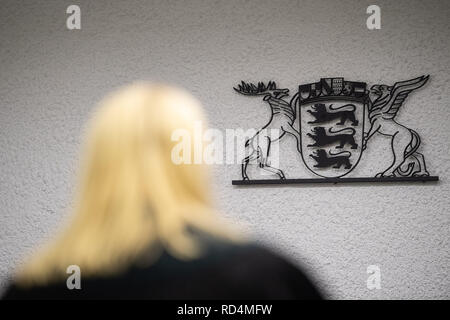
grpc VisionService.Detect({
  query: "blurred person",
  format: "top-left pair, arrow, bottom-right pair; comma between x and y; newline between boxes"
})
2,83 -> 322,299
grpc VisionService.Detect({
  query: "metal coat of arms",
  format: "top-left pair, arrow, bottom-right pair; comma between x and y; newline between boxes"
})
232,76 -> 439,185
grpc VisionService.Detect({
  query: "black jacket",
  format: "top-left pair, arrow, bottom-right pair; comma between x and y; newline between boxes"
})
3,236 -> 322,300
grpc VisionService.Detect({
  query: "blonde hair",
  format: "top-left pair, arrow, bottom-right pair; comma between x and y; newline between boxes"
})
16,83 -> 239,286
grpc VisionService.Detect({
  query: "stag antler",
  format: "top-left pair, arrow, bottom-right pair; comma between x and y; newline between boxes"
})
233,81 -> 278,95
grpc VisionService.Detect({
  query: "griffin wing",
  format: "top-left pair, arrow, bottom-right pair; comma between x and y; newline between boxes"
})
380,75 -> 429,119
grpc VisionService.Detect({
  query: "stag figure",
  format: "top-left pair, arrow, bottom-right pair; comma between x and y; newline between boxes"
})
234,81 -> 301,180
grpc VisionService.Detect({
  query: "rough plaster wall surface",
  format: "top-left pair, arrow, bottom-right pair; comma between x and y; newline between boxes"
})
0,0 -> 449,299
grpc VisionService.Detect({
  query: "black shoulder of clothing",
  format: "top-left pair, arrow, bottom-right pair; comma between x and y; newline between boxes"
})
2,235 -> 323,300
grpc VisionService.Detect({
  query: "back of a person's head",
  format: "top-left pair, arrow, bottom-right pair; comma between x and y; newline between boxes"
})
15,83 -> 237,287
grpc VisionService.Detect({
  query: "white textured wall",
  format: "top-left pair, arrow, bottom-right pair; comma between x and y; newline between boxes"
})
1,0 -> 449,299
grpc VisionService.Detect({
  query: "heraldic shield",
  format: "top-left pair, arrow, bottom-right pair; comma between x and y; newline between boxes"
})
232,76 -> 438,185
296,78 -> 368,178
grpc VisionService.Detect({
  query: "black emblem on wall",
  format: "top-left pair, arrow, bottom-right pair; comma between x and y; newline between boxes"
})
232,76 -> 439,185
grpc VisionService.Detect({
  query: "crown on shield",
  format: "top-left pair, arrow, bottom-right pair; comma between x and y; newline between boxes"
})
298,78 -> 369,103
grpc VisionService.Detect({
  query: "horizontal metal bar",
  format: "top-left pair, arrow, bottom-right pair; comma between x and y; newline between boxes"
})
232,176 -> 439,185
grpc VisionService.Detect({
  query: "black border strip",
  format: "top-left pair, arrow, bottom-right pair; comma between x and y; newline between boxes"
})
232,176 -> 439,185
